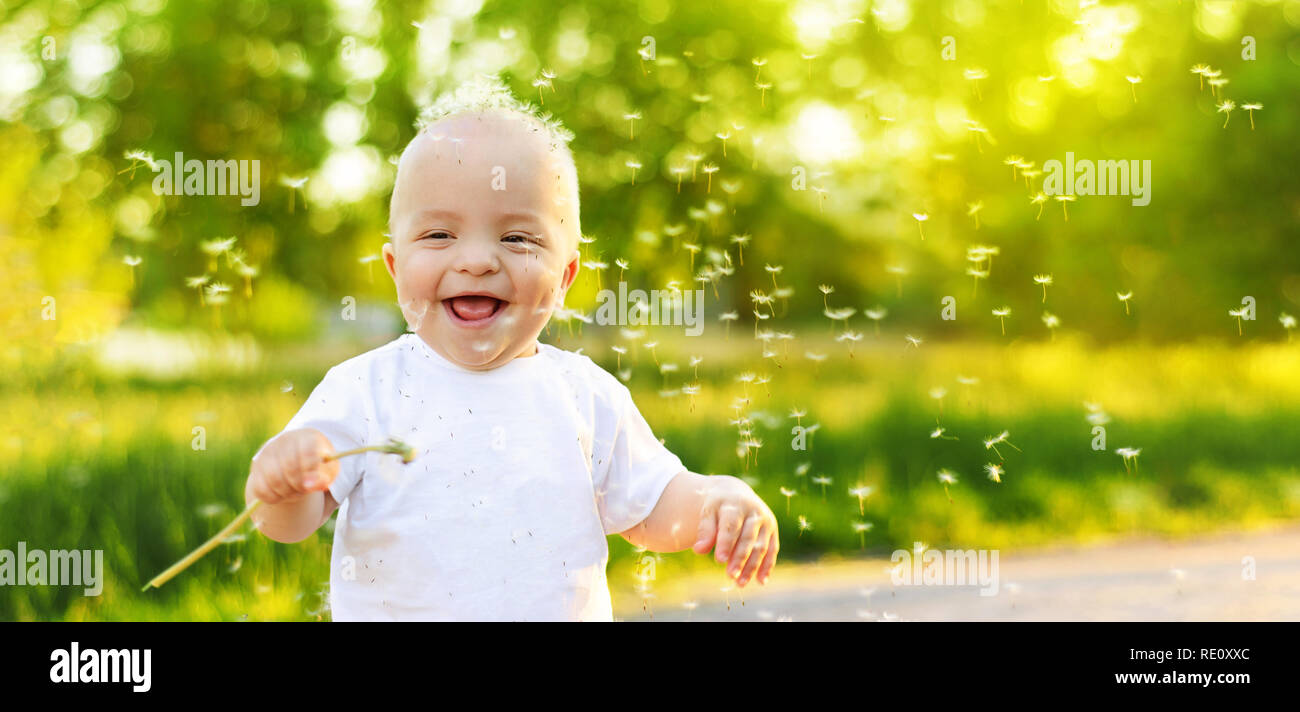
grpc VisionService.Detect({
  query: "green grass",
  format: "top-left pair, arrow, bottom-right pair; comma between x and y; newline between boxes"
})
3,337 -> 1299,620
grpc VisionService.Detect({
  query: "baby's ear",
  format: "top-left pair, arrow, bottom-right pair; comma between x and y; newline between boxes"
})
560,249 -> 581,293
382,241 -> 398,281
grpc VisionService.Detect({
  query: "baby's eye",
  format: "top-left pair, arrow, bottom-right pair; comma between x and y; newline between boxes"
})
502,234 -> 537,244
420,231 -> 453,240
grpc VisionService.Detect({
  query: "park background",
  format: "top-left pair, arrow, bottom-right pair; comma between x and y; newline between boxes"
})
2,0 -> 1300,620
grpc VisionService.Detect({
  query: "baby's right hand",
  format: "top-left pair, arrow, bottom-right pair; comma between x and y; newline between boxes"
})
248,429 -> 340,505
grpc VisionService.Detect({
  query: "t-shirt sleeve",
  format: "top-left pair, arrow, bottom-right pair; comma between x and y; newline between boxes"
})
251,364 -> 371,504
590,374 -> 688,536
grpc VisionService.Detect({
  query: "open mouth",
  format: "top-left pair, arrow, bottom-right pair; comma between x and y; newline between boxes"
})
443,295 -> 506,326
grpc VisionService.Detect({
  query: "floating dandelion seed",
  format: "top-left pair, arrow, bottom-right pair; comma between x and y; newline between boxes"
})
1191,64 -> 1210,91
625,159 -> 642,185
358,253 -> 380,283
685,151 -> 704,181
911,212 -> 929,240
765,263 -> 783,291
865,307 -> 887,335
985,463 -> 1003,483
1031,192 -> 1049,220
1229,307 -> 1248,336
931,425 -> 959,441
730,233 -> 750,265
643,340 -> 659,366
610,345 -> 626,370
967,201 -> 984,229
1019,164 -> 1041,190
779,486 -> 797,515
812,475 -> 832,500
796,515 -> 812,537
1117,291 -> 1133,315
937,469 -> 958,503
1116,447 -> 1142,474
811,185 -> 828,213
719,310 -> 739,338
715,130 -> 731,157
966,268 -> 989,298
852,521 -> 873,548
904,334 -> 923,349
233,256 -> 260,298
671,166 -> 687,193
755,80 -> 772,107
1217,99 -> 1235,128
614,258 -> 629,282
1208,75 -> 1228,99
1042,312 -> 1061,341
123,255 -> 142,288
801,52 -> 816,79
200,237 -> 237,272
983,430 -> 1021,461
702,163 -> 719,193
789,408 -> 806,428
582,259 -> 608,291
1125,75 -> 1142,102
751,56 -> 767,81
1033,274 -> 1053,303
837,331 -> 863,357
1004,155 -> 1023,182
119,149 -> 159,179
1281,313 -> 1297,342
992,307 -> 1011,335
885,264 -> 908,297
1242,102 -> 1262,130
848,485 -> 874,516
1054,195 -> 1076,221
186,274 -> 211,306
279,175 -> 309,213
818,284 -> 835,310
963,67 -> 988,100
623,111 -> 641,140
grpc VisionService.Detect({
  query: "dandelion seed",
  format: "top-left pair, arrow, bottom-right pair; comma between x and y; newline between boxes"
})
985,463 -> 1003,483
797,515 -> 812,537
1125,75 -> 1141,102
186,274 -> 211,306
200,236 -> 237,272
625,159 -> 641,185
966,268 -> 989,298
904,334 -> 923,349
730,233 -> 750,266
1004,155 -> 1024,182
983,430 -> 1021,461
1191,63 -> 1210,91
852,521 -> 873,548
912,212 -> 929,240
992,307 -> 1011,336
967,201 -> 983,229
583,259 -> 608,291
778,486 -> 797,516
752,56 -> 768,81
937,469 -> 958,503
1033,274 -> 1053,303
623,111 -> 641,140
930,425 -> 958,441
1242,102 -> 1262,130
1208,75 -> 1227,99
1217,99 -> 1235,128
1042,312 -> 1060,340
963,67 -> 988,101
1116,447 -> 1142,474
1281,313 -> 1297,342
1229,306 -> 1247,336
1117,291 -> 1133,315
702,163 -> 719,193
755,80 -> 772,107
812,475 -> 832,499
279,175 -> 309,213
837,331 -> 863,357
765,263 -> 784,291
233,257 -> 260,298
1031,192 -> 1049,220
119,149 -> 158,179
885,264 -> 909,298
1054,194 -> 1076,221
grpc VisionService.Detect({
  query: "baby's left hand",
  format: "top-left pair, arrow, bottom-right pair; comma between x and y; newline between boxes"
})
692,476 -> 779,587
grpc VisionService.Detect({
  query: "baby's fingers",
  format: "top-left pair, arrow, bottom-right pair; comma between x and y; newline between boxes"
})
755,530 -> 779,584
711,505 -> 744,565
692,506 -> 718,555
727,514 -> 762,582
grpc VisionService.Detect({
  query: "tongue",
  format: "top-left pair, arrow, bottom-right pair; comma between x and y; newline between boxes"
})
450,296 -> 499,320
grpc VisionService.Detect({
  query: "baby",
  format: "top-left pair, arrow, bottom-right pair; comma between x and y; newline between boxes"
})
246,76 -> 778,621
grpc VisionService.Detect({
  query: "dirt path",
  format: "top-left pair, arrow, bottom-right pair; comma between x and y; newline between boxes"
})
613,525 -> 1300,621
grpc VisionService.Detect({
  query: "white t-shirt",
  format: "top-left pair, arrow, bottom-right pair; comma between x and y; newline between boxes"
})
254,333 -> 686,621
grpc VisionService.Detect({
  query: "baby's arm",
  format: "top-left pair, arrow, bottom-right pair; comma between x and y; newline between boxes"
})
245,428 -> 341,543
620,472 -> 779,587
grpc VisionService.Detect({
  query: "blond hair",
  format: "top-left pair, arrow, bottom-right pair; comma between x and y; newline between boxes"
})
390,74 -> 581,249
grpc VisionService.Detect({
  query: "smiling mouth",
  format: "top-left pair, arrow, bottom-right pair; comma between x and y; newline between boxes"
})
444,295 -> 506,326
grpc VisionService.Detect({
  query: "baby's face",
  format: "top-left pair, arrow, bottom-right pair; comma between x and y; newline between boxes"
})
384,112 -> 580,371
